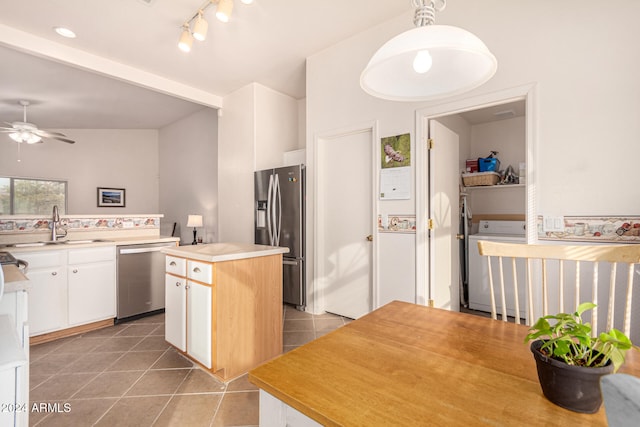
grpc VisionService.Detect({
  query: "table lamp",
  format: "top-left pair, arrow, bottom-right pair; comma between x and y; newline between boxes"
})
187,214 -> 203,245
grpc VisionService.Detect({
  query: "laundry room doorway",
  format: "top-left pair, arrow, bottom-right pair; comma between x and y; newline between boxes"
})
415,84 -> 537,311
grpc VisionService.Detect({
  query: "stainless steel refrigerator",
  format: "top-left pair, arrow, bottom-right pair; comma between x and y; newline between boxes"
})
255,165 -> 305,309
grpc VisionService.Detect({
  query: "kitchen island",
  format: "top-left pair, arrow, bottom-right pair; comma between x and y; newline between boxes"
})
162,243 -> 289,382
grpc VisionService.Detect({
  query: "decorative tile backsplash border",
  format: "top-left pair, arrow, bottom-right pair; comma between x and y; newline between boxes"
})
537,216 -> 640,243
0,216 -> 161,233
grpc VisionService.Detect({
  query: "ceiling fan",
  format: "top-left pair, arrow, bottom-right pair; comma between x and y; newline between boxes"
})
0,100 -> 75,144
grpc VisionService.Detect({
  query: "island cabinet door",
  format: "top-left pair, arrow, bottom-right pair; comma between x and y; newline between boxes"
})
187,280 -> 212,369
165,275 -> 186,351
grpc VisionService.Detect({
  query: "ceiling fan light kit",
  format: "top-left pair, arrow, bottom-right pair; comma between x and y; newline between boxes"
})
178,0 -> 254,52
360,0 -> 497,102
1,100 -> 76,147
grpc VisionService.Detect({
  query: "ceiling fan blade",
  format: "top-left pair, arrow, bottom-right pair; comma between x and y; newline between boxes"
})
34,129 -> 75,143
47,135 -> 76,144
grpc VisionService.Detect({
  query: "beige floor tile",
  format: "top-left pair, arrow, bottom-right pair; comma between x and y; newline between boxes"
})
176,368 -> 226,394
114,323 -> 159,337
212,391 -> 259,427
314,318 -> 345,332
131,313 -> 165,324
91,336 -> 144,352
30,353 -> 82,376
31,373 -> 98,401
30,338 -> 72,360
283,307 -> 313,320
150,324 -> 165,336
74,370 -> 145,398
283,330 -> 316,346
284,318 -> 315,332
154,393 -> 221,427
106,350 -> 165,371
80,323 -> 129,338
59,351 -> 125,374
33,398 -> 116,427
226,374 -> 258,392
30,373 -> 52,391
50,337 -> 105,354
125,368 -> 191,396
94,395 -> 170,427
131,335 -> 171,351
151,348 -> 194,369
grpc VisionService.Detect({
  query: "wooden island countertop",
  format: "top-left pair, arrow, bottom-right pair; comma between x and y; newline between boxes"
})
249,301 -> 640,426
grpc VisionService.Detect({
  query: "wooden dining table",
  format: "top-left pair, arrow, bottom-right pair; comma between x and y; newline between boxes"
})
249,300 -> 640,426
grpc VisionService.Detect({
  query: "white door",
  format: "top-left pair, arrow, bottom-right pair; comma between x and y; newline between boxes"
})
187,280 -> 212,368
429,120 -> 460,311
318,128 -> 373,319
165,275 -> 186,351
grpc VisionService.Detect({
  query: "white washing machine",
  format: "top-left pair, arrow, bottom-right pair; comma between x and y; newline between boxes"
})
468,220 -> 527,318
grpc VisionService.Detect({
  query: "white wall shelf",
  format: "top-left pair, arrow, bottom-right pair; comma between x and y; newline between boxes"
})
464,183 -> 525,191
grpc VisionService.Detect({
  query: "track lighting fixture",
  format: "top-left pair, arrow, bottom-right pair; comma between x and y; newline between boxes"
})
177,0 -> 254,52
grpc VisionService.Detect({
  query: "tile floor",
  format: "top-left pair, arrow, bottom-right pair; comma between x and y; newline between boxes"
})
29,305 -> 350,427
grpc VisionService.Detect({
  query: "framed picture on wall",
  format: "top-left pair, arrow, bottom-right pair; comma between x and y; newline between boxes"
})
97,187 -> 126,207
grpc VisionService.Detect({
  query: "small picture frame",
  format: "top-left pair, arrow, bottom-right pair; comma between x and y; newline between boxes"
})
97,187 -> 126,207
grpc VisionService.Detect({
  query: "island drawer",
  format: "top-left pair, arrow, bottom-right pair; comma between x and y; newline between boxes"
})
166,256 -> 186,276
187,260 -> 212,284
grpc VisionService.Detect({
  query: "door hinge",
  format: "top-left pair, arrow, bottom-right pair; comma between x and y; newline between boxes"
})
428,218 -> 434,230
427,138 -> 434,150
428,299 -> 434,307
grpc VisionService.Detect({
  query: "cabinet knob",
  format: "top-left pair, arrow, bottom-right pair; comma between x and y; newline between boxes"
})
175,282 -> 181,287
51,271 -> 57,276
193,267 -> 201,273
73,269 -> 78,274
185,284 -> 190,290
169,261 -> 177,266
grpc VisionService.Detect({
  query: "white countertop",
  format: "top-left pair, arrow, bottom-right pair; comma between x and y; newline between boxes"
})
0,236 -> 179,254
162,243 -> 289,263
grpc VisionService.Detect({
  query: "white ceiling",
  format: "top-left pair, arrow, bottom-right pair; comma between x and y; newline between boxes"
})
0,0 -> 409,129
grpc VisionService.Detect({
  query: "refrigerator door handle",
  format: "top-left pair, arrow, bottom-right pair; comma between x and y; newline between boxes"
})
267,174 -> 274,246
274,173 -> 282,246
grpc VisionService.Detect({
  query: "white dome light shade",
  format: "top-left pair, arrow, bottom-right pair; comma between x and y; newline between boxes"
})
360,25 -> 497,102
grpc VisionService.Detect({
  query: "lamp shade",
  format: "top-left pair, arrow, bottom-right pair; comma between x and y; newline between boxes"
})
187,215 -> 203,228
192,12 -> 208,41
360,25 -> 497,102
216,0 -> 234,22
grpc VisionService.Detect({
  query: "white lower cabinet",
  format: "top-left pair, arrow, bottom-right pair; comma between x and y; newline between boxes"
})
0,289 -> 29,427
186,280 -> 212,368
164,272 -> 212,368
19,246 -> 116,336
165,275 -> 186,351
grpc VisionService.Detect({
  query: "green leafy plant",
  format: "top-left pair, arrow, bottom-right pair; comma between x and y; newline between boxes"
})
524,302 -> 634,372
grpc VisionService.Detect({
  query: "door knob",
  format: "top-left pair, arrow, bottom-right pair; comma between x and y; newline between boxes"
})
366,235 -> 373,242
456,234 -> 465,240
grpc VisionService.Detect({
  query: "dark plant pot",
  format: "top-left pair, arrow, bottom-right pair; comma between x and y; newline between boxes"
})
530,340 -> 614,413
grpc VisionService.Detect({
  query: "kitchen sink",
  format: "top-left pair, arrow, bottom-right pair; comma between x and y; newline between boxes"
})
0,239 -> 113,248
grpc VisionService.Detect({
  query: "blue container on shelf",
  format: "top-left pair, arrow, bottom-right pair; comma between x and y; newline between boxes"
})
478,157 -> 500,172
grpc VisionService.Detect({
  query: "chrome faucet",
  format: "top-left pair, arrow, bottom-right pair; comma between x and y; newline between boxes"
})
51,205 -> 67,241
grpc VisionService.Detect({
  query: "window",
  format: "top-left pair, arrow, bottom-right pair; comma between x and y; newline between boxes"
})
0,177 -> 67,215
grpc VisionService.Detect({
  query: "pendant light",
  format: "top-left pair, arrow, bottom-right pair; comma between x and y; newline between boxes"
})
360,0 -> 497,102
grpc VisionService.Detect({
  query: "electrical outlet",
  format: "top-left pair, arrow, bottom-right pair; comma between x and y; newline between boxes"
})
543,216 -> 565,232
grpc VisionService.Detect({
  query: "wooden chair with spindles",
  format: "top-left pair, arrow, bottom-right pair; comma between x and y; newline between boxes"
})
476,240 -> 640,337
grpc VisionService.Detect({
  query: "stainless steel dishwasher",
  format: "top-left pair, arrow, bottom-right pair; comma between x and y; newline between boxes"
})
116,241 -> 176,322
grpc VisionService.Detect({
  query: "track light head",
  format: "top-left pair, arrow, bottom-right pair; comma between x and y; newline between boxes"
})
216,0 -> 234,23
178,24 -> 194,52
192,10 -> 208,41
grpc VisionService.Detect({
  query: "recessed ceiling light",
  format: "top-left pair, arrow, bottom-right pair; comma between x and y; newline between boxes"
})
54,27 -> 76,38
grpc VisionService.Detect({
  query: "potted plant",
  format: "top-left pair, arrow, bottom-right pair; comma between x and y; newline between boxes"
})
524,302 -> 635,413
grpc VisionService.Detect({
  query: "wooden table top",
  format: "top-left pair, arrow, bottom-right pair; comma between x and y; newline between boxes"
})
249,301 -> 640,426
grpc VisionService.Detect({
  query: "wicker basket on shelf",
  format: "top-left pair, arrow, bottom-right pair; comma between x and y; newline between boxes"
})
461,172 -> 500,187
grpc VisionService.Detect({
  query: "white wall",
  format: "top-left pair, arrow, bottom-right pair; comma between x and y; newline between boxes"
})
158,108 -> 218,245
255,85 -> 299,171
218,83 -> 299,244
306,1 -> 640,311
0,129 -> 159,214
